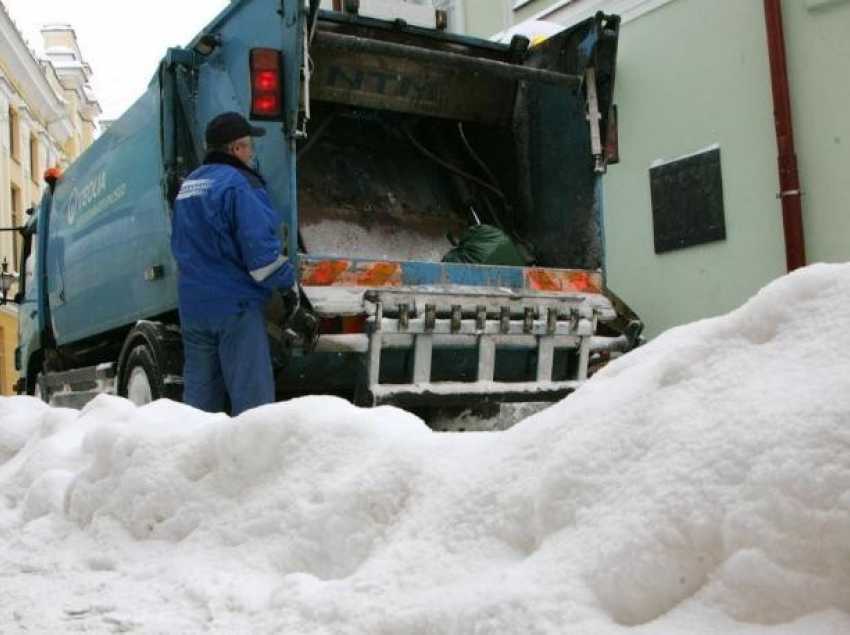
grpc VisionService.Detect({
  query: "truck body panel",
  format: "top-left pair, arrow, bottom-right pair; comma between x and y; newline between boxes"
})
48,88 -> 176,345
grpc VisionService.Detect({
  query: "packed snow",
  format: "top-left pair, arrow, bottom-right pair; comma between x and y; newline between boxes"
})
2,263 -> 849,634
302,219 -> 451,263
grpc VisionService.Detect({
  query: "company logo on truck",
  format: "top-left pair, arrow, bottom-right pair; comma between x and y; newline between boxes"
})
66,170 -> 127,226
325,64 -> 440,104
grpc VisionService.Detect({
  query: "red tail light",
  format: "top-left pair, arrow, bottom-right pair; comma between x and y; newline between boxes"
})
342,315 -> 367,334
318,315 -> 367,335
250,48 -> 282,120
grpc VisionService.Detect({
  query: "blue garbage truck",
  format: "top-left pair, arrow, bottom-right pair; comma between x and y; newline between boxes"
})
14,0 -> 637,413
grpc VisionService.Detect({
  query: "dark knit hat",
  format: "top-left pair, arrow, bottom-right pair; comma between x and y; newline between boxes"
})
205,112 -> 266,146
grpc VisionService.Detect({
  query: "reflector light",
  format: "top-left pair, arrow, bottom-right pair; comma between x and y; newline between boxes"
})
317,315 -> 367,335
250,48 -> 282,120
342,315 -> 367,334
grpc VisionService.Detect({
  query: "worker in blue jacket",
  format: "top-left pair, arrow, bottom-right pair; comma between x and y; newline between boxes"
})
171,111 -> 296,415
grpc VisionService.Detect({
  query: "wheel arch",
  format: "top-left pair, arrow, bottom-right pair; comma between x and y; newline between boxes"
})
117,321 -> 184,401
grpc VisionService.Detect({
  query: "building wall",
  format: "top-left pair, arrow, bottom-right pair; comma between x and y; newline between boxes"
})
513,0 -> 564,22
592,0 -> 786,337
0,3 -> 99,394
462,0 -> 850,336
40,24 -> 101,157
463,0 -> 510,37
0,308 -> 15,392
782,0 -> 850,265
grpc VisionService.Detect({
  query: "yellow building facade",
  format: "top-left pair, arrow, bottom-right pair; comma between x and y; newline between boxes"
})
0,3 -> 99,395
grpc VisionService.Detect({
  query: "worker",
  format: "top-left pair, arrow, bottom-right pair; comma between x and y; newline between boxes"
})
171,111 -> 296,415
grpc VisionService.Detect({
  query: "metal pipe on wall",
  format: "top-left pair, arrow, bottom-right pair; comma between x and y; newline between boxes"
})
763,0 -> 807,272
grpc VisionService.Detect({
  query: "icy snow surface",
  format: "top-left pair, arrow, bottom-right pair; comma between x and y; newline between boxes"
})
302,219 -> 450,263
2,263 -> 850,634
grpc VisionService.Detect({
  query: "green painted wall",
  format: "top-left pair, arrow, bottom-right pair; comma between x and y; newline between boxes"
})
782,0 -> 850,264
601,0 -> 786,337
462,0 -> 507,37
601,0 -> 850,336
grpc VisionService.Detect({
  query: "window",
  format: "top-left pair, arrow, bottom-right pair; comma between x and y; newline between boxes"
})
8,107 -> 19,160
22,223 -> 37,301
649,147 -> 726,254
30,135 -> 40,182
50,52 -> 77,62
10,185 -> 21,272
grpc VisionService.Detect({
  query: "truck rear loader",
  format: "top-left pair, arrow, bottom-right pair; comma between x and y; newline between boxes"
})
14,0 -> 638,416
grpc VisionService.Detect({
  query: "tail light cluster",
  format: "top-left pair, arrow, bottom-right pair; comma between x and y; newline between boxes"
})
249,48 -> 282,120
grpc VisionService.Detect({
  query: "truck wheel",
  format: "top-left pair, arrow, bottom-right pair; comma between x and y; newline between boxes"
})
117,322 -> 183,405
121,344 -> 164,406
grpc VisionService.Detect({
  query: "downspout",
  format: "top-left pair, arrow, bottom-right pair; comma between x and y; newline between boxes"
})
763,0 -> 806,271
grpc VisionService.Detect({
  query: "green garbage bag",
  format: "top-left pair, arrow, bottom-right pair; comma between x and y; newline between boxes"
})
442,224 -> 527,266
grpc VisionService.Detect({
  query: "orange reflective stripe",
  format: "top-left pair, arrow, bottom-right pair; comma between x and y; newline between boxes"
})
527,268 -> 556,291
302,260 -> 350,286
360,262 -> 401,286
572,272 -> 600,293
525,268 -> 601,293
300,260 -> 402,287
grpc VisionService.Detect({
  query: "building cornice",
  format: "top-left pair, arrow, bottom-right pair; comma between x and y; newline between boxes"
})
49,116 -> 75,142
0,75 -> 15,101
0,4 -> 70,135
529,0 -> 677,25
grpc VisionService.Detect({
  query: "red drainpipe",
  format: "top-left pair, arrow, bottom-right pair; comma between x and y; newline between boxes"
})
763,0 -> 806,271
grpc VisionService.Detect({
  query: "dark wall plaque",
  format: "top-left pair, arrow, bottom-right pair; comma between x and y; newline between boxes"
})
650,147 -> 726,254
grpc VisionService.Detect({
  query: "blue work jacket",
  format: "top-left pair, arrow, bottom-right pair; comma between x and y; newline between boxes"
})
171,153 -> 295,321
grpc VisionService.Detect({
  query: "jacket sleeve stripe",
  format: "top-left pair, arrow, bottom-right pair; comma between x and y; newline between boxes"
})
250,253 -> 289,282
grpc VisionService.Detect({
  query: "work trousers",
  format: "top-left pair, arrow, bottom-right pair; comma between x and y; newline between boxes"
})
181,307 -> 275,415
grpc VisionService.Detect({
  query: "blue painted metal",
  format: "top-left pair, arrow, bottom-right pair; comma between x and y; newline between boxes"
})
47,87 -> 177,346
187,0 -> 303,261
401,260 -> 526,289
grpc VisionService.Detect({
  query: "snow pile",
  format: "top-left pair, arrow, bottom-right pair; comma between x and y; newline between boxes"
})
2,263 -> 850,633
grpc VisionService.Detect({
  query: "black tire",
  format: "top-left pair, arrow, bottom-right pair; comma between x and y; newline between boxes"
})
117,322 -> 184,405
120,344 -> 164,406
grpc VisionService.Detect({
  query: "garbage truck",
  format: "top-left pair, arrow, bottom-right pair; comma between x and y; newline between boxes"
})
14,0 -> 639,413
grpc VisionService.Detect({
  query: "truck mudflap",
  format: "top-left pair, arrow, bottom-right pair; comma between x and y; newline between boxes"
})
355,286 -> 625,408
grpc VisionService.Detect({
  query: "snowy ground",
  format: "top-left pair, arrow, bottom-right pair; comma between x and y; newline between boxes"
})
2,263 -> 849,634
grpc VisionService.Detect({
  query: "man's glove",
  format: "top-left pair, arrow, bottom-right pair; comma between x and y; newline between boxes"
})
281,287 -> 300,322
281,286 -> 320,353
